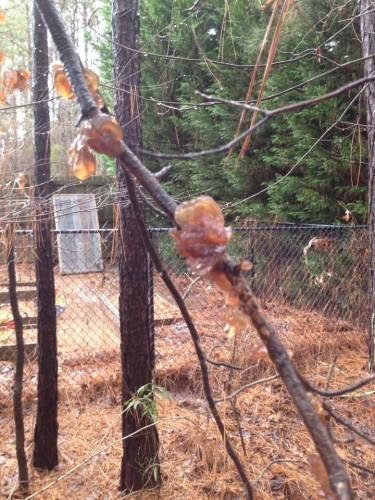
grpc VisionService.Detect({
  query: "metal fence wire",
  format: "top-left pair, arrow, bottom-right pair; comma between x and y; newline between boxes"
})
0,225 -> 369,387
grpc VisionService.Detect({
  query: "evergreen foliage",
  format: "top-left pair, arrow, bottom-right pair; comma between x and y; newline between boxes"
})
92,0 -> 366,224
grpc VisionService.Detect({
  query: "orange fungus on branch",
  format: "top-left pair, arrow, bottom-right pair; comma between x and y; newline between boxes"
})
171,197 -> 257,338
53,62 -> 99,101
51,60 -> 125,180
69,113 -> 124,180
69,135 -> 96,180
170,196 -> 232,276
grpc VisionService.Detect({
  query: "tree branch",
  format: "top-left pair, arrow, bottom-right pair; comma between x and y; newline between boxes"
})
303,374 -> 375,398
214,375 -> 280,403
6,227 -> 29,494
142,75 -> 375,160
323,402 -> 375,447
35,0 -> 98,119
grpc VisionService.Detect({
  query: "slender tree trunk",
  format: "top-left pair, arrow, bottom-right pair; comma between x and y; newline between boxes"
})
32,1 -> 59,469
360,0 -> 375,371
7,230 -> 29,495
112,0 -> 160,492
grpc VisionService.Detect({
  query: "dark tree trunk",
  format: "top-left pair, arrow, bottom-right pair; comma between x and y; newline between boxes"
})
112,0 -> 160,492
32,1 -> 59,469
7,232 -> 29,494
361,0 -> 375,371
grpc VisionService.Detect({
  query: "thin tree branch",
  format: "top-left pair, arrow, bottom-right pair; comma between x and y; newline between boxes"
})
303,374 -> 375,398
181,276 -> 201,300
89,25 -> 317,70
154,164 -> 174,180
325,354 -> 339,391
142,76 -> 373,160
214,375 -> 280,403
345,460 -> 375,476
203,356 -> 242,371
142,115 -> 270,160
119,148 -> 177,220
135,184 -> 168,219
217,257 -> 352,499
142,75 -> 375,160
253,459 -> 302,485
35,0 -> 98,119
323,403 -> 375,447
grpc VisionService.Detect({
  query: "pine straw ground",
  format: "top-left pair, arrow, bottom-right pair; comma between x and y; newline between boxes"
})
0,302 -> 374,499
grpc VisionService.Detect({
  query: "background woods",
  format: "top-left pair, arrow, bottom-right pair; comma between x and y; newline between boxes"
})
0,0 -> 375,499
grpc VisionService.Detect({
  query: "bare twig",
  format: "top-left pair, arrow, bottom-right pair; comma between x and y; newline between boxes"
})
203,356 -> 241,371
214,375 -> 280,403
119,147 -> 177,220
154,164 -> 174,180
345,460 -> 375,476
218,257 -> 352,499
89,26 -> 317,70
253,459 -> 302,485
325,354 -> 339,391
35,0 -> 98,120
135,184 -> 168,219
303,374 -> 375,398
182,276 -> 201,300
323,402 -> 375,446
142,75 -> 375,160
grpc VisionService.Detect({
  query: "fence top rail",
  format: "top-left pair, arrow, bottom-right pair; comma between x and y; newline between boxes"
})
0,225 -> 368,235
148,225 -> 369,232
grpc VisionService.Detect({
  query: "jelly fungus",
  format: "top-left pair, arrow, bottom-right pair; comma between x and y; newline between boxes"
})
225,290 -> 250,334
69,136 -> 96,180
307,455 -> 336,499
80,113 -> 124,157
308,394 -> 330,426
54,69 -> 75,100
53,64 -> 100,101
69,113 -> 124,181
171,196 -> 232,276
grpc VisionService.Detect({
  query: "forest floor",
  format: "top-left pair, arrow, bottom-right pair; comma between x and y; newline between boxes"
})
1,293 -> 375,498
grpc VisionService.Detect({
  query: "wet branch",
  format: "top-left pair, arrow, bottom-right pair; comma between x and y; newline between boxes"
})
302,374 -> 375,398
323,402 -> 375,447
141,76 -> 375,160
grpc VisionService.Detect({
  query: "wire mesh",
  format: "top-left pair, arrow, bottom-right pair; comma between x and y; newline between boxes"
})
0,225 -> 369,392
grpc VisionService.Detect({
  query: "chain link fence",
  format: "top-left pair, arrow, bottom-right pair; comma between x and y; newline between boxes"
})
0,225 -> 369,395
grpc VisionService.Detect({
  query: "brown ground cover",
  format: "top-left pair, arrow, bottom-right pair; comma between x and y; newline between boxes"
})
1,295 -> 374,499
0,264 -> 374,498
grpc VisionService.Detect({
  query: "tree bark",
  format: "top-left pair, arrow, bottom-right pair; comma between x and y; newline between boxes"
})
7,232 -> 29,495
112,0 -> 160,492
32,1 -> 59,469
360,0 -> 375,371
